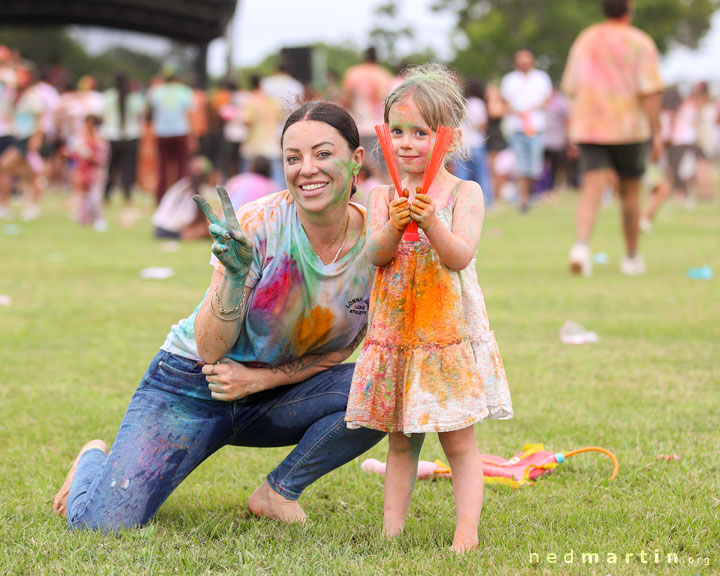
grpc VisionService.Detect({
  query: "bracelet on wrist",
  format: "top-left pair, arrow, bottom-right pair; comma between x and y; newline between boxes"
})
210,283 -> 246,321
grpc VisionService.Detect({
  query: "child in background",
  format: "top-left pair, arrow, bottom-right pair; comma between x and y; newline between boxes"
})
345,64 -> 512,552
71,115 -> 108,230
224,155 -> 278,210
352,164 -> 383,208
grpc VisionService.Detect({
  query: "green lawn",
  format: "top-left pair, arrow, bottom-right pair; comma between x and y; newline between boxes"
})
1,191 -> 718,575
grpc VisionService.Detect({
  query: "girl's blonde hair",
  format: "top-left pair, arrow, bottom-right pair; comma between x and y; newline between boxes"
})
383,63 -> 469,160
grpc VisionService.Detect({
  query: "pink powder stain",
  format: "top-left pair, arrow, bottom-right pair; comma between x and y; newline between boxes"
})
252,254 -> 303,314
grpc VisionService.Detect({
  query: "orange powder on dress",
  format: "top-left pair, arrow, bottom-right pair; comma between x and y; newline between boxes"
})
293,306 -> 334,355
413,268 -> 458,337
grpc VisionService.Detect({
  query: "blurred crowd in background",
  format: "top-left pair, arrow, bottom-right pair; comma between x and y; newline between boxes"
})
1,42 -> 719,241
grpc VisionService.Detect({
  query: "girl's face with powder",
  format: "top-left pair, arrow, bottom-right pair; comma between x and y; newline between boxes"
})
388,96 -> 434,176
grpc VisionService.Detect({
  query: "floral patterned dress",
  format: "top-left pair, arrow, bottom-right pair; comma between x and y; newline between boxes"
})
345,182 -> 512,434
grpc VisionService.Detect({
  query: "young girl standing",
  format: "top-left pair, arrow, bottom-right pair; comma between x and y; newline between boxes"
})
345,64 -> 512,552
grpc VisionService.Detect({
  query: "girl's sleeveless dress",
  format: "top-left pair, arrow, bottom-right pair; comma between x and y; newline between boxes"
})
345,183 -> 513,434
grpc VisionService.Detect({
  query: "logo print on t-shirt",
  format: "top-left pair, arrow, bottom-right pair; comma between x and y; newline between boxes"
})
345,297 -> 369,315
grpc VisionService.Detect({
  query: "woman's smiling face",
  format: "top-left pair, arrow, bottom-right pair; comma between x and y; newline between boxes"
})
282,120 -> 362,214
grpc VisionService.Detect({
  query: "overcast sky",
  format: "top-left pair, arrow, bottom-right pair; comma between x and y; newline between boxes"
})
229,0 -> 458,68
71,1 -> 720,86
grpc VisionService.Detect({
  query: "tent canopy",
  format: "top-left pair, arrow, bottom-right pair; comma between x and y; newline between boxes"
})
0,0 -> 237,45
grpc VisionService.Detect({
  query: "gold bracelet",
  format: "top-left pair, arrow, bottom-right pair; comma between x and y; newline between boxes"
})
214,283 -> 245,314
210,284 -> 246,321
210,296 -> 244,321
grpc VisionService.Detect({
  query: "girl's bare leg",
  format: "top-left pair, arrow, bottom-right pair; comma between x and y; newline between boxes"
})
383,431 -> 424,538
439,426 -> 483,552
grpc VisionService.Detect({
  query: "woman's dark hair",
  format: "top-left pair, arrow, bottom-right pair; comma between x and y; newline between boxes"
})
601,0 -> 629,18
280,101 -> 361,194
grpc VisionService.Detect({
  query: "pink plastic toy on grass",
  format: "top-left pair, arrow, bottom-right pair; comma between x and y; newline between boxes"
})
362,444 -> 618,488
361,458 -> 451,479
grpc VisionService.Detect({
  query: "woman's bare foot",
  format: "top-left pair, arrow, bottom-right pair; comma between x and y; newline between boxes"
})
247,480 -> 306,523
52,439 -> 107,517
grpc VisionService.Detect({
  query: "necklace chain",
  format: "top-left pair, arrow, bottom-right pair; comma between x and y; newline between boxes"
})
328,213 -> 350,265
302,213 -> 350,265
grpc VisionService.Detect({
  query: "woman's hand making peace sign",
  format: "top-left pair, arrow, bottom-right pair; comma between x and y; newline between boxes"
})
193,186 -> 254,280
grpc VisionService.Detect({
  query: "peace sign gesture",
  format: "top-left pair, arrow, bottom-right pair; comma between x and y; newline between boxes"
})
193,186 -> 254,279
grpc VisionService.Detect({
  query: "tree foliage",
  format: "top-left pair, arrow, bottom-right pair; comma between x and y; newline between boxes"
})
369,0 -> 415,65
0,27 -> 164,87
432,0 -> 720,81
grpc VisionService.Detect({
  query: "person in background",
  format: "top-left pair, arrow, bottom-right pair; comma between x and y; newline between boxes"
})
261,60 -> 305,115
323,70 -> 342,103
35,68 -> 60,185
148,67 -> 193,204
151,155 -> 212,241
70,114 -> 109,230
189,81 -> 209,157
205,80 -> 233,178
225,155 -> 278,209
220,81 -> 249,179
640,87 -> 680,232
500,49 -> 553,212
456,79 -> 493,209
542,87 -> 573,192
694,82 -> 717,201
562,0 -> 664,276
669,85 -> 702,203
67,76 -> 104,140
484,83 -> 507,202
351,164 -> 383,208
341,47 -> 395,171
241,75 -> 283,189
0,45 -> 17,219
102,72 -> 146,219
0,64 -> 47,221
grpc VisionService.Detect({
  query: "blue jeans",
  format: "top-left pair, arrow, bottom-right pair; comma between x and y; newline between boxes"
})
456,145 -> 493,208
510,132 -> 545,179
66,350 -> 384,532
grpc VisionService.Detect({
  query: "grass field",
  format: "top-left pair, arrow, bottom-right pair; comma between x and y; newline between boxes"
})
1,190 -> 718,575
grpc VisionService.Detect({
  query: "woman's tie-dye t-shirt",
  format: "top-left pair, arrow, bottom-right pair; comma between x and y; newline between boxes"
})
162,190 -> 373,366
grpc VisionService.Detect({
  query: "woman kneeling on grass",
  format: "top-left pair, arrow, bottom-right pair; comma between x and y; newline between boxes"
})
53,102 -> 384,531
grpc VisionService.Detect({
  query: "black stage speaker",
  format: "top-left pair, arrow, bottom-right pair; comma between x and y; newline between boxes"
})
280,46 -> 313,84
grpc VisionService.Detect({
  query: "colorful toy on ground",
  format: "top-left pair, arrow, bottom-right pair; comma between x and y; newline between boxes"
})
362,443 -> 619,488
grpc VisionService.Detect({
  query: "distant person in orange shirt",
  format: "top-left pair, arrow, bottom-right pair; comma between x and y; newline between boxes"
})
562,0 -> 664,276
341,47 -> 394,169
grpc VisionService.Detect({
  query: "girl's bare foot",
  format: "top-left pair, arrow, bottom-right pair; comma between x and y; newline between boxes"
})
247,480 -> 306,523
52,439 -> 107,517
450,529 -> 479,553
382,519 -> 405,539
